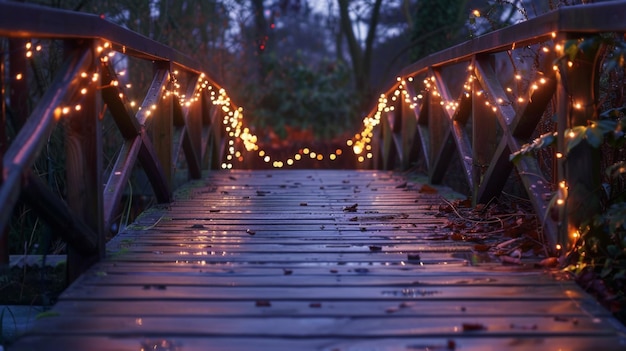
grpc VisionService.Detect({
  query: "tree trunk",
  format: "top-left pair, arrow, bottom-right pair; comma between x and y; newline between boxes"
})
338,0 -> 382,112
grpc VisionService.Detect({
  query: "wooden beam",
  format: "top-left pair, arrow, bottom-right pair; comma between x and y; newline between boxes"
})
21,172 -> 98,256
64,42 -> 104,282
0,47 -> 93,240
0,55 -> 7,265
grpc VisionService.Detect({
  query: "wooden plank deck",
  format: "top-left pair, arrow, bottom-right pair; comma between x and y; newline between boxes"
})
10,170 -> 626,350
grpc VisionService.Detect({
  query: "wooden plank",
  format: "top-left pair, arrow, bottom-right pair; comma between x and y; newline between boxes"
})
12,335 -> 626,351
22,315 -> 619,338
72,271 -> 568,287
57,285 -> 588,301
11,170 -> 626,351
52,299 -> 610,318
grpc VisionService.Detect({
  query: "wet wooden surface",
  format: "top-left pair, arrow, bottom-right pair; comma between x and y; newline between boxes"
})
11,170 -> 626,350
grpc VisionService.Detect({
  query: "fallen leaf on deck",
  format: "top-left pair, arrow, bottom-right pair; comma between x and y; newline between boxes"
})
329,269 -> 338,273
309,302 -> 322,308
369,245 -> 382,252
406,340 -> 456,350
419,184 -> 438,194
283,269 -> 293,275
395,182 -> 407,189
343,203 -> 358,212
510,323 -> 538,330
246,229 -> 256,235
537,257 -> 559,268
456,198 -> 472,208
450,232 -> 465,241
473,244 -> 490,252
439,204 -> 454,213
424,234 -> 449,241
407,253 -> 421,261
228,176 -> 237,181
255,300 -> 271,307
462,323 -> 486,331
500,255 -> 521,265
190,224 -> 205,229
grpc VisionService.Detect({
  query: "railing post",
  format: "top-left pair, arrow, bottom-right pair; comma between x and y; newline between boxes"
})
153,61 -> 174,188
0,51 -> 7,266
401,88 -> 418,170
472,57 -> 498,203
557,36 -> 603,251
65,41 -> 104,282
210,102 -> 224,170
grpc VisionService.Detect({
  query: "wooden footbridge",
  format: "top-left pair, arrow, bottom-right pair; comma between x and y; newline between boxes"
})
2,2 -> 626,350
8,169 -> 626,350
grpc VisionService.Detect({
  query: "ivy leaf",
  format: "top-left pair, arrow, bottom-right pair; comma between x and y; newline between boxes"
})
566,126 -> 586,152
509,132 -> 556,163
605,59 -> 618,73
601,259 -> 613,278
578,37 -> 600,55
596,119 -> 618,133
607,245 -> 620,258
600,107 -> 626,119
606,161 -> 626,179
564,40 -> 579,61
585,124 -> 605,148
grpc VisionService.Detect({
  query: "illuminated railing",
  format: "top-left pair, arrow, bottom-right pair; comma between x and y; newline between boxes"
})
359,1 -> 626,253
0,2 -> 233,279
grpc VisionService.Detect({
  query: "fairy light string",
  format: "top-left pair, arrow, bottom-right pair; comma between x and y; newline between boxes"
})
25,37 -> 563,168
22,31 -> 580,248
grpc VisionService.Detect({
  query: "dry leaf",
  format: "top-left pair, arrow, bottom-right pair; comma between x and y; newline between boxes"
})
462,323 -> 486,331
343,204 -> 358,212
500,255 -> 521,265
419,184 -> 438,194
538,257 -> 559,268
385,307 -> 398,314
369,245 -> 383,252
407,253 -> 421,261
246,229 -> 256,235
450,232 -> 465,241
255,300 -> 271,307
473,244 -> 490,252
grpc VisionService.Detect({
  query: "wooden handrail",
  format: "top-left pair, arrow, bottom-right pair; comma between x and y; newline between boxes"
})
0,2 -> 230,279
368,0 -> 626,253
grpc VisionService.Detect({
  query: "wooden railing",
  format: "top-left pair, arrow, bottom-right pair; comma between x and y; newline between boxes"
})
367,1 -> 626,253
0,2 -> 230,280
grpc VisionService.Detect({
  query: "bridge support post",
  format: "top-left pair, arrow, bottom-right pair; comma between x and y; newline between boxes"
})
0,54 -> 7,266
556,36 -> 602,252
152,62 -> 174,189
65,42 -> 104,282
472,58 -> 498,204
